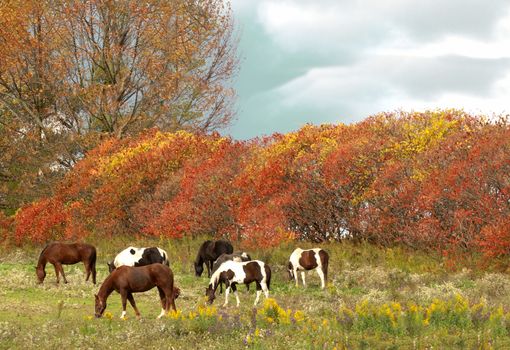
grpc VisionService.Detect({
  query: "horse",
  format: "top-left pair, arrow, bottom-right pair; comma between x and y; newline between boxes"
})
194,239 -> 233,277
94,264 -> 180,319
287,247 -> 329,289
212,252 -> 252,293
107,246 -> 169,273
36,242 -> 97,284
205,260 -> 271,307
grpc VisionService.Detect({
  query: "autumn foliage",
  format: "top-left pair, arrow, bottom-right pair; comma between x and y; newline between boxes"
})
10,110 -> 510,256
0,0 -> 237,212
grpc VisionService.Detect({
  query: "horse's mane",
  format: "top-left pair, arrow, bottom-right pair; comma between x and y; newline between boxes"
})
195,240 -> 212,264
37,242 -> 52,265
208,262 -> 224,289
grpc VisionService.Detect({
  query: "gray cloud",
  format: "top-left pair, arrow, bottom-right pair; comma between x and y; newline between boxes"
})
225,0 -> 510,139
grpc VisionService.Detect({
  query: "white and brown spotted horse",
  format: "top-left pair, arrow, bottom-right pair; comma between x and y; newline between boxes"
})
205,260 -> 271,307
287,248 -> 329,289
107,246 -> 169,273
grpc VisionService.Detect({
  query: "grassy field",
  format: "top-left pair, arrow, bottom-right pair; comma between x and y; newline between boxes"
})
1,237 -> 510,349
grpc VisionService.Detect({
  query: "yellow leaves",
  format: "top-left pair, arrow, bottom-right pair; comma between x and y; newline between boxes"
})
98,130 -> 229,177
389,110 -> 460,160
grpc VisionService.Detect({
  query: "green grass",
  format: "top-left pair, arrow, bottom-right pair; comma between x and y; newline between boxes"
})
1,237 -> 510,349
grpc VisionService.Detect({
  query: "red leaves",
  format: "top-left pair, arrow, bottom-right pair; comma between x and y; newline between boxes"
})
8,110 -> 510,257
14,198 -> 68,244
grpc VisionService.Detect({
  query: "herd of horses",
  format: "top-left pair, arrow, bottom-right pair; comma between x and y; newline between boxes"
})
35,240 -> 329,319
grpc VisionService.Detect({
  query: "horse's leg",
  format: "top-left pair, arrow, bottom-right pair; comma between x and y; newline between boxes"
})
293,268 -> 299,287
207,260 -> 212,278
156,287 -> 167,319
127,293 -> 141,319
168,289 -> 177,312
223,283 -> 231,307
300,271 -> 306,288
84,261 -> 91,282
317,267 -> 325,289
254,282 -> 262,305
59,263 -> 68,284
120,290 -> 128,319
262,282 -> 269,299
231,283 -> 240,307
53,263 -> 60,284
55,263 -> 68,284
92,261 -> 97,284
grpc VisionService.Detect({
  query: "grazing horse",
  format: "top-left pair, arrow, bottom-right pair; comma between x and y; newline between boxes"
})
194,240 -> 233,277
36,242 -> 96,284
287,248 -> 329,289
205,260 -> 271,307
94,264 -> 180,319
107,246 -> 169,273
212,252 -> 252,293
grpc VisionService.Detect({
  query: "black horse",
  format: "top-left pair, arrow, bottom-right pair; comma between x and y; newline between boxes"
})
194,240 -> 233,277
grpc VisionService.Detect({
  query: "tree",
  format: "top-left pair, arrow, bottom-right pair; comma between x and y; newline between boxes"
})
0,0 -> 237,212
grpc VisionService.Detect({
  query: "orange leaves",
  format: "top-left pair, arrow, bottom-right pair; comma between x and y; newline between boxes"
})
8,110 -> 510,257
14,197 -> 68,244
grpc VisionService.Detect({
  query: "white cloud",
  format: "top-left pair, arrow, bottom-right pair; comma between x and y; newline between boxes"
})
227,0 -> 510,139
274,55 -> 510,122
256,0 -> 510,54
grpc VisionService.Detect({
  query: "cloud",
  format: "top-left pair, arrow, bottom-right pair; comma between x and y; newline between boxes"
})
257,0 -> 510,53
278,55 -> 510,103
225,0 -> 510,139
266,55 -> 510,131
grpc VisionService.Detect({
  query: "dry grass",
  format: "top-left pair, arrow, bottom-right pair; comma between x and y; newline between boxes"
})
1,238 -> 510,349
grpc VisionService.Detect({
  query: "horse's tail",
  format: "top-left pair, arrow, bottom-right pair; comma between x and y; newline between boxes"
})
90,246 -> 97,266
160,249 -> 170,266
319,250 -> 329,284
264,264 -> 271,291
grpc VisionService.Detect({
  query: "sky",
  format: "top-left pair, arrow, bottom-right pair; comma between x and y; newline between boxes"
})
223,0 -> 510,140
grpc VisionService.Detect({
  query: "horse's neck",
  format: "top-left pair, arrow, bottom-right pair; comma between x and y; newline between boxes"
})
195,254 -> 204,265
210,270 -> 222,291
36,255 -> 47,269
98,278 -> 114,300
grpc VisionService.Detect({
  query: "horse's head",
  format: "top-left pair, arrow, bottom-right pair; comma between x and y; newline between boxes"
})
36,266 -> 46,283
241,252 -> 252,261
107,261 -> 116,273
94,294 -> 106,318
194,262 -> 203,277
287,261 -> 294,280
173,287 -> 181,299
205,285 -> 215,304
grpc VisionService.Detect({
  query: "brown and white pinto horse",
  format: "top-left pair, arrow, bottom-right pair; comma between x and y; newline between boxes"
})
205,260 -> 271,307
212,252 -> 253,294
95,264 -> 180,319
287,248 -> 329,289
36,242 -> 97,284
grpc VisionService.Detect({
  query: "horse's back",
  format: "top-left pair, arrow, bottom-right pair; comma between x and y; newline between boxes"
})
43,242 -> 94,264
213,240 -> 233,256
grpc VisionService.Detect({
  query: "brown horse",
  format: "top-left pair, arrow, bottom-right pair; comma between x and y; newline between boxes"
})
94,264 -> 180,319
36,242 -> 97,284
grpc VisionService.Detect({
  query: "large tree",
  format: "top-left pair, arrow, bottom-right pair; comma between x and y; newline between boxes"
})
0,0 -> 238,212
